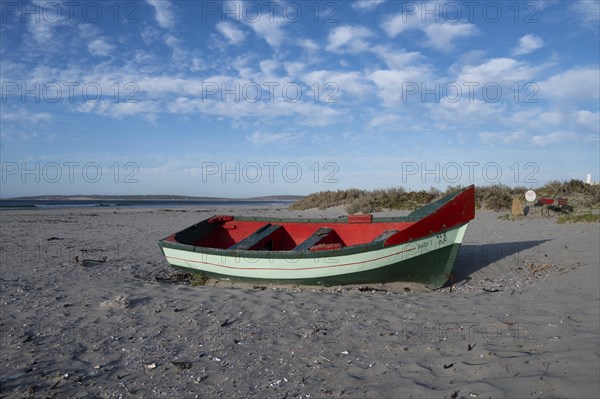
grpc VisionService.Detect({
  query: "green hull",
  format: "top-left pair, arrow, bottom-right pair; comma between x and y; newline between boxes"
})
171,243 -> 461,289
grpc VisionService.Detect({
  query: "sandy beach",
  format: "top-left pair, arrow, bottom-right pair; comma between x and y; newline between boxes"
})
1,205 -> 598,398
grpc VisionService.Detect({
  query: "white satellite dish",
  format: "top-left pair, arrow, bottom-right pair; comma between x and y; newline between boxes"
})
525,190 -> 536,203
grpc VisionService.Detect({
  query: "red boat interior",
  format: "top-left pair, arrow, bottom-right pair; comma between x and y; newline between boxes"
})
162,186 -> 476,253
165,215 -> 415,252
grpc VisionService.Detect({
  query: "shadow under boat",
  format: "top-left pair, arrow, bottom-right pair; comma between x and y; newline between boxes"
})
453,240 -> 550,284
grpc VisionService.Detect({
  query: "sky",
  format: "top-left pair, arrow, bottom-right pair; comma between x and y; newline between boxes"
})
0,0 -> 599,198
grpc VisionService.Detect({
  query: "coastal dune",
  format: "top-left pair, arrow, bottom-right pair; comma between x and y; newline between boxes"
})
1,206 -> 598,398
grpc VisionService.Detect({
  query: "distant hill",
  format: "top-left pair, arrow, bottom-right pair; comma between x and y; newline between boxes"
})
246,195 -> 304,201
9,194 -> 304,201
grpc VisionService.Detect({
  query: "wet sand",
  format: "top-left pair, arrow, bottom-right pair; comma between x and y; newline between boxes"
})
1,206 -> 598,398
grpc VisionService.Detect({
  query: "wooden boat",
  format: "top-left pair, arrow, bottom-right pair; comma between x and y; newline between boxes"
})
158,185 -> 475,288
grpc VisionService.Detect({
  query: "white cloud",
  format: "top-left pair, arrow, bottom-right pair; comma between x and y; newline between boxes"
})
512,34 -> 545,56
531,131 -> 577,146
382,5 -> 477,51
368,113 -> 402,128
216,22 -> 246,45
78,100 -> 160,121
509,108 -> 543,126
479,131 -> 525,145
429,99 -> 506,126
569,0 -> 600,31
352,0 -> 385,10
540,67 -> 600,103
299,107 -> 341,127
166,96 -> 342,127
423,23 -> 478,52
284,62 -> 306,77
25,2 -> 67,44
141,26 -> 161,45
1,109 -> 53,124
0,131 -> 40,142
164,34 -> 181,49
246,131 -> 299,145
297,38 -> 319,51
27,19 -> 54,43
137,75 -> 233,97
161,33 -> 193,68
325,25 -> 374,53
575,110 -> 600,132
367,66 -> 433,105
259,59 -> 280,77
537,111 -> 564,126
190,55 -> 208,72
457,58 -> 542,85
87,39 -> 115,56
246,17 -> 286,47
382,11 -> 420,37
372,46 -> 424,69
304,70 -> 372,97
146,0 -> 176,29
509,108 -> 599,135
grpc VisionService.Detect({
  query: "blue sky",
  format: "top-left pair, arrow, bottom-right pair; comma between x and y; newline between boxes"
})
1,0 -> 599,198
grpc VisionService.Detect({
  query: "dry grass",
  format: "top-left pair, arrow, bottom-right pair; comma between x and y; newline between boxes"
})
289,186 -> 441,213
536,180 -> 600,210
475,184 -> 525,211
289,180 -> 600,215
287,188 -> 367,210
191,273 -> 209,286
557,213 -> 600,224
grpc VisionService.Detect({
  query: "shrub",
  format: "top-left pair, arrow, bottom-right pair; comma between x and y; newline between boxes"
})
345,196 -> 378,214
288,180 -> 600,214
289,188 -> 367,210
475,184 -> 513,211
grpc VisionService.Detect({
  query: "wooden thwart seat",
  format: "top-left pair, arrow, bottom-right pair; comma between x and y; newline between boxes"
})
372,230 -> 399,243
229,224 -> 282,250
293,227 -> 334,251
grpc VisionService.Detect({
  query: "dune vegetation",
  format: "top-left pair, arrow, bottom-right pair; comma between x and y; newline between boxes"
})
289,180 -> 600,216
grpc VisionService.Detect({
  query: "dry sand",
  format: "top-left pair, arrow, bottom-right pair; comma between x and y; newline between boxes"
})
0,206 -> 598,398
